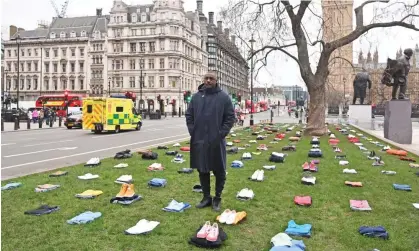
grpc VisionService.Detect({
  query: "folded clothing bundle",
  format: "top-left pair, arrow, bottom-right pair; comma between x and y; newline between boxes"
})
1,182 -> 22,191
157,146 -> 168,149
35,184 -> 60,192
78,173 -> 99,180
84,157 -> 100,167
148,163 -> 164,171
345,181 -> 363,187
231,160 -> 244,168
189,223 -> 227,248
178,168 -> 193,174
166,150 -> 178,156
75,190 -> 103,199
241,152 -> 252,160
49,171 -> 68,177
301,176 -> 316,185
294,196 -> 312,206
359,226 -> 389,240
393,184 -> 412,191
67,211 -> 102,224
350,200 -> 372,211
162,199 -> 191,212
114,149 -> 132,159
114,163 -> 128,168
282,145 -> 296,151
263,165 -> 276,170
110,184 -> 141,205
125,219 -> 160,235
227,147 -> 239,154
24,205 -> 60,216
269,152 -> 286,163
270,233 -> 306,251
285,220 -> 312,238
115,175 -> 133,184
142,151 -> 158,160
148,178 -> 167,187
236,188 -> 254,200
172,154 -> 185,163
308,149 -> 322,158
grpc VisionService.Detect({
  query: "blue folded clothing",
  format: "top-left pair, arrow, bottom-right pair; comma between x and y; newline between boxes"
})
1,182 -> 22,191
270,240 -> 306,251
67,211 -> 102,224
285,220 -> 312,238
308,151 -> 322,158
393,184 -> 411,191
231,160 -> 244,168
162,199 -> 191,212
148,178 -> 167,187
359,226 -> 389,240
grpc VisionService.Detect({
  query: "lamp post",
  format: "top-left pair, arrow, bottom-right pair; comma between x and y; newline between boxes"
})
343,77 -> 347,109
16,34 -> 21,110
249,35 -> 256,126
139,70 -> 146,110
108,76 -> 111,97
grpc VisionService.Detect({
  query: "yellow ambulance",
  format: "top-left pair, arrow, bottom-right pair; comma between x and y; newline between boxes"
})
82,95 -> 142,133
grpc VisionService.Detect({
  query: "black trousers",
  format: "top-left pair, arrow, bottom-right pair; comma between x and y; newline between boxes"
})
199,170 -> 226,198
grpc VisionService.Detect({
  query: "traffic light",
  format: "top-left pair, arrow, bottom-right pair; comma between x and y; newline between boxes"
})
186,91 -> 192,103
238,94 -> 242,103
232,93 -> 237,103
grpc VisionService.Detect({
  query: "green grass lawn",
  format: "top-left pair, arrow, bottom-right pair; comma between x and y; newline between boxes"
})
2,123 -> 419,251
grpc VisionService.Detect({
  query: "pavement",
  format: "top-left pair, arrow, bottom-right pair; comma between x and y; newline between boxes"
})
1,110 -> 279,180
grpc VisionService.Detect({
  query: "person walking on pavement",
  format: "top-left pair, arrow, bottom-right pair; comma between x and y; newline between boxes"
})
32,109 -> 38,123
185,71 -> 235,212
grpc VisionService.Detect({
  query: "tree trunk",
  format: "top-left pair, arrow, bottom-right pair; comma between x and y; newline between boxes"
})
305,83 -> 327,136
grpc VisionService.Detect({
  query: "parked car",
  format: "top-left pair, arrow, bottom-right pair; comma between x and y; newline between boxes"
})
64,112 -> 82,129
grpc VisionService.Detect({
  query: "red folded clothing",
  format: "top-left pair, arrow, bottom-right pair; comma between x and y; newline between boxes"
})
329,139 -> 340,145
349,138 -> 360,143
275,133 -> 285,139
180,146 -> 190,152
294,196 -> 312,206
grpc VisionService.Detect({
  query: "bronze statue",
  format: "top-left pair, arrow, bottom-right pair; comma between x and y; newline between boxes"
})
353,70 -> 372,105
381,48 -> 413,100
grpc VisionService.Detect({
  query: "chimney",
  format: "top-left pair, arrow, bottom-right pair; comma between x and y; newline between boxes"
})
208,12 -> 214,25
197,0 -> 203,14
231,35 -> 236,45
96,8 -> 102,16
224,28 -> 230,39
217,21 -> 223,32
9,25 -> 17,38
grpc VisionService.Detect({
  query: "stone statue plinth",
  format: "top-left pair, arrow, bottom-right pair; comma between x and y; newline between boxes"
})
384,100 -> 412,144
348,105 -> 372,127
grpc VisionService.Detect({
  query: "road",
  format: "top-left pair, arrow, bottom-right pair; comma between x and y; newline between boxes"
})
1,111 -> 281,180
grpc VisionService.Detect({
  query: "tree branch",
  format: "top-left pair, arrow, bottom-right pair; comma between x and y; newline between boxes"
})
248,43 -> 297,60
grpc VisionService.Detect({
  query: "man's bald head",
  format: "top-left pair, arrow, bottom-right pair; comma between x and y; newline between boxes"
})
203,71 -> 217,88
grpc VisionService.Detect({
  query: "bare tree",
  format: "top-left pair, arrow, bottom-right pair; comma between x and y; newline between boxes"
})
221,0 -> 419,135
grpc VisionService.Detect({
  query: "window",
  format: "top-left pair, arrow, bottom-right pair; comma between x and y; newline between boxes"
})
53,63 -> 58,73
160,58 -> 165,68
6,62 -> 11,71
71,79 -> 75,90
132,14 -> 137,23
27,79 -> 31,90
62,63 -> 66,73
80,79 -> 84,90
70,63 -> 75,72
53,49 -> 58,57
149,42 -> 155,52
34,62 -> 38,71
148,76 -> 155,88
129,77 -> 135,88
81,30 -> 86,37
79,48 -> 84,56
169,58 -> 174,69
14,50 -> 17,56
150,28 -> 156,35
7,50 -> 11,57
139,42 -> 146,52
34,49 -> 38,56
139,59 -> 145,69
79,62 -> 84,72
50,33 -> 56,39
62,48 -> 66,56
130,59 -> 136,69
21,49 -> 25,56
60,32 -> 66,38
141,29 -> 146,35
53,79 -> 58,90
45,49 -> 50,57
159,39 -> 165,50
116,107 -> 123,112
20,63 -> 24,71
130,43 -> 136,52
27,62 -> 31,71
70,31 -> 76,38
113,43 -> 123,52
87,105 -> 93,113
159,76 -> 164,88
141,14 -> 146,22
148,59 -> 155,69
131,29 -> 137,36
28,49 -> 32,56
44,79 -> 49,90
71,48 -> 75,56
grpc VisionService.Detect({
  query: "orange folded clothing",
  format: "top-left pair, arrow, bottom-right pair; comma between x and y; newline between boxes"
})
329,139 -> 340,145
386,149 -> 407,156
233,139 -> 241,143
345,181 -> 363,187
180,146 -> 190,152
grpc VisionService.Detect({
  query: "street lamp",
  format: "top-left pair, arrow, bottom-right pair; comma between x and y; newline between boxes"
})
108,76 -> 111,97
249,35 -> 256,126
139,70 -> 146,110
16,34 -> 21,110
343,77 -> 347,108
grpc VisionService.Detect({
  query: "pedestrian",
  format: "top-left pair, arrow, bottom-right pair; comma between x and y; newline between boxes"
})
32,109 -> 38,123
185,71 -> 235,212
27,110 -> 32,122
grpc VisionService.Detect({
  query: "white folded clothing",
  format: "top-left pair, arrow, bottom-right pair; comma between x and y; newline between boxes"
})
339,160 -> 349,166
272,152 -> 285,158
356,133 -> 364,136
173,143 -> 181,147
263,165 -> 276,170
348,134 -> 356,138
250,170 -> 264,181
354,143 -> 363,146
329,134 -> 336,139
309,148 -> 321,152
249,140 -> 257,143
238,147 -> 246,150
269,141 -> 279,144
85,157 -> 100,165
226,142 -> 233,146
231,134 -> 237,137
350,130 -> 356,133
301,176 -> 316,184
78,173 -> 99,180
242,152 -> 252,159
271,233 -> 293,247
312,144 -> 320,148
125,219 -> 160,235
359,146 -> 368,151
237,188 -> 254,200
381,170 -> 396,175
115,175 -> 133,184
343,168 -> 357,174
114,163 -> 128,168
413,203 -> 419,209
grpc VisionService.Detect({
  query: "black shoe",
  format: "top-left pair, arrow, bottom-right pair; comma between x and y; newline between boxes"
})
196,196 -> 212,208
212,197 -> 221,212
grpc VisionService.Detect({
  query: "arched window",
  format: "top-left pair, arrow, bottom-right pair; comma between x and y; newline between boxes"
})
50,32 -> 56,39
70,31 -> 76,38
81,30 -> 86,37
60,32 -> 66,38
95,30 -> 101,38
132,14 -> 137,23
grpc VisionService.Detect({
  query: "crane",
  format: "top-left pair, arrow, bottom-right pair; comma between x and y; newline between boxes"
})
50,0 -> 70,18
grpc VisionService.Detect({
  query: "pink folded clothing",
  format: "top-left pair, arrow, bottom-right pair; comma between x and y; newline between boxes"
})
350,200 -> 372,211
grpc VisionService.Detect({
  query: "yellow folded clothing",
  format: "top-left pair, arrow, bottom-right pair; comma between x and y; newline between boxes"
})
76,190 -> 103,198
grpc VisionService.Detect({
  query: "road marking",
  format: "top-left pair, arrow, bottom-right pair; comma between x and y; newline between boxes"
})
1,143 -> 16,146
1,134 -> 190,170
24,139 -> 74,147
4,147 -> 78,158
90,128 -> 164,138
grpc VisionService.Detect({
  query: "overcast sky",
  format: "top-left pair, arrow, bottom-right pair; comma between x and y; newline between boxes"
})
2,0 -> 419,90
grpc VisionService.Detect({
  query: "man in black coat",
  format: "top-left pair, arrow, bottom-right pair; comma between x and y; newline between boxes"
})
185,72 -> 235,211
353,69 -> 372,105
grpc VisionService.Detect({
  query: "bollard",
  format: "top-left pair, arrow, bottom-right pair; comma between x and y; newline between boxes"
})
50,118 -> 53,127
178,107 -> 181,117
165,112 -> 167,118
14,117 -> 19,130
39,119 -> 43,128
1,118 -> 4,131
27,119 -> 31,129
59,116 -> 62,127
